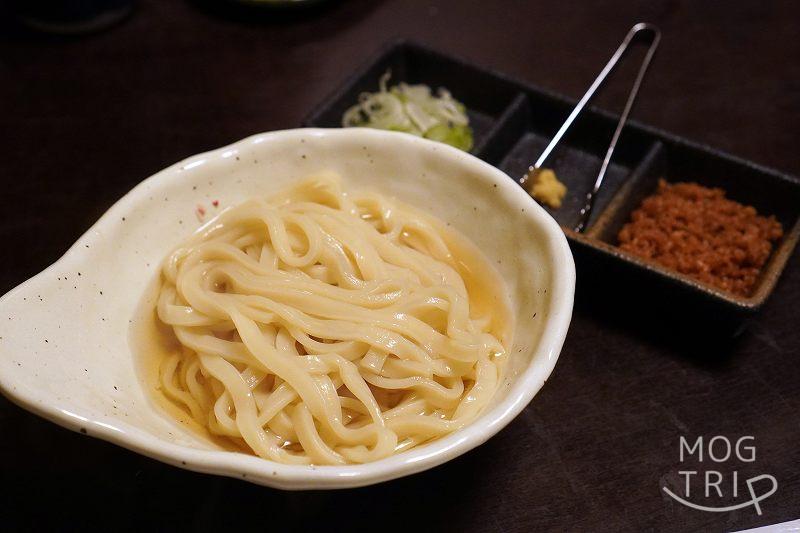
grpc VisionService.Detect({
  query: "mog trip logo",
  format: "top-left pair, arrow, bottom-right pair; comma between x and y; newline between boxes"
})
662,436 -> 778,515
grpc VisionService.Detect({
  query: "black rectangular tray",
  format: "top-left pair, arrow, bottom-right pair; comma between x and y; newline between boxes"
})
304,40 -> 800,320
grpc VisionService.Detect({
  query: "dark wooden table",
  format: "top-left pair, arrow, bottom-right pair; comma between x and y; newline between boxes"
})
2,1 -> 798,531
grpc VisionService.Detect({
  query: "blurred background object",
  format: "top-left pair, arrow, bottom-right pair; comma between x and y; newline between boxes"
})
189,0 -> 338,23
223,0 -> 331,7
7,0 -> 135,35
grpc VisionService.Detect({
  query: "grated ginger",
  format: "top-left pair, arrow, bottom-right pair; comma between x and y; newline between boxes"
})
528,168 -> 567,209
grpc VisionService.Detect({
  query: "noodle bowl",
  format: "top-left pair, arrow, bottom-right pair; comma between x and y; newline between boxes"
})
146,173 -> 513,465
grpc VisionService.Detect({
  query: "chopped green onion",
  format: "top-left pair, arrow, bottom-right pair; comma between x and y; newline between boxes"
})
342,71 -> 474,151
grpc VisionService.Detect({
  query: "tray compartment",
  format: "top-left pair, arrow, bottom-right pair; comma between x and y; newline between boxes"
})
303,41 -> 522,155
496,93 -> 657,230
588,139 -> 800,307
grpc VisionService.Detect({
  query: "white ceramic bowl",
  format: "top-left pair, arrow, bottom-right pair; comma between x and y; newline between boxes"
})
0,128 -> 574,489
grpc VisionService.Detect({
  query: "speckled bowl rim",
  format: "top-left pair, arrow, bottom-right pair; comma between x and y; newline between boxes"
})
0,128 -> 575,490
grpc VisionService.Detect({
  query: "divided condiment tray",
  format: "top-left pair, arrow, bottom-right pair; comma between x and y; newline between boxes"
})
304,40 -> 800,318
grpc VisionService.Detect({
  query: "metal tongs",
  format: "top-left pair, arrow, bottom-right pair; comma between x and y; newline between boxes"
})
520,22 -> 661,232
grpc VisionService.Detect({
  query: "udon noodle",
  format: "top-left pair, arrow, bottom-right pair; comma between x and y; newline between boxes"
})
146,174 -> 512,465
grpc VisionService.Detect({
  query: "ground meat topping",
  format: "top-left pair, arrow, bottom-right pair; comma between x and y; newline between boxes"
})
617,180 -> 783,296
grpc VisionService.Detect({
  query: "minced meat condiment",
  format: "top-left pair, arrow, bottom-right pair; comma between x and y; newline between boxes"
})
617,180 -> 783,296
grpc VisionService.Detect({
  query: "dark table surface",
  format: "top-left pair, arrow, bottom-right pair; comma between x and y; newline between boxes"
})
2,1 -> 799,531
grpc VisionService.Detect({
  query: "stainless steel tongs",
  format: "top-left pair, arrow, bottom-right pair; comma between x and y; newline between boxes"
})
519,22 -> 661,232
